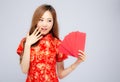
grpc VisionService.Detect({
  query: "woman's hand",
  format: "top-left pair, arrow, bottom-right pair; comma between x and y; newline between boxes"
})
56,50 -> 86,78
26,27 -> 43,46
76,50 -> 86,63
20,27 -> 42,74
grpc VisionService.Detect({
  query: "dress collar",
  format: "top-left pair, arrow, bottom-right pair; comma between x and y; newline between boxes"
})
42,33 -> 54,40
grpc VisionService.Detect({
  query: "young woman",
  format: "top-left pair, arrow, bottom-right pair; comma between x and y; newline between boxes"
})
16,4 -> 86,82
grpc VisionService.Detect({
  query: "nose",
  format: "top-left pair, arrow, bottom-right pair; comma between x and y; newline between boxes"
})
42,20 -> 47,27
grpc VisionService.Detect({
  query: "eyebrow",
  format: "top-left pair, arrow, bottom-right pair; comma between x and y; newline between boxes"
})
47,18 -> 53,20
40,17 -> 53,19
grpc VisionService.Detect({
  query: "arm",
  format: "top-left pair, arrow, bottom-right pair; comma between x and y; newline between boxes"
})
20,43 -> 31,74
57,50 -> 86,79
20,27 -> 43,74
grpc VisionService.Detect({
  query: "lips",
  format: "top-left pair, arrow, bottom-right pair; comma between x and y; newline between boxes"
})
41,28 -> 48,35
41,28 -> 47,31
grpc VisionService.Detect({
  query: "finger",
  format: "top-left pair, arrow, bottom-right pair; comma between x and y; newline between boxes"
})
35,29 -> 41,36
36,28 -> 42,37
26,32 -> 30,37
78,53 -> 86,58
32,27 -> 39,35
36,36 -> 43,41
78,55 -> 86,61
78,54 -> 85,58
80,57 -> 85,61
78,50 -> 86,55
36,32 -> 42,37
34,26 -> 42,36
79,53 -> 86,59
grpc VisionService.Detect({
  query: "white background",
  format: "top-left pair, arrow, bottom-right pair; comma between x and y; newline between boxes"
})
0,0 -> 120,82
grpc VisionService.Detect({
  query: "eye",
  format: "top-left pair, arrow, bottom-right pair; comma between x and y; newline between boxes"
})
48,20 -> 51,22
48,19 -> 52,22
39,18 -> 43,22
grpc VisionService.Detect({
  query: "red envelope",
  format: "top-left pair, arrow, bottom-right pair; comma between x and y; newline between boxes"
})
58,31 -> 86,58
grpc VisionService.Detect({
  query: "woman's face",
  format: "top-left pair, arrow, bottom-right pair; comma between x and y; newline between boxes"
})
37,10 -> 53,35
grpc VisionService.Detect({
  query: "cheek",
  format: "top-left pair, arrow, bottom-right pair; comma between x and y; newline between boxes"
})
37,22 -> 41,27
49,23 -> 53,30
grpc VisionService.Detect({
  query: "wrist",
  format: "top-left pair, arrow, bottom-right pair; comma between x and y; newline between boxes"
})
76,59 -> 82,64
25,42 -> 31,46
70,64 -> 75,70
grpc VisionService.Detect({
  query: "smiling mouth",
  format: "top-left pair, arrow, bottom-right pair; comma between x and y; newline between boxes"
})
41,28 -> 47,31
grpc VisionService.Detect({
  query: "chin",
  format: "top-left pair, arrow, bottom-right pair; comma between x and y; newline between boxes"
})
42,30 -> 51,35
42,32 -> 49,36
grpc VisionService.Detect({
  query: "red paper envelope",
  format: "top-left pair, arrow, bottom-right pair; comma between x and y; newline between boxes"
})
58,31 -> 86,58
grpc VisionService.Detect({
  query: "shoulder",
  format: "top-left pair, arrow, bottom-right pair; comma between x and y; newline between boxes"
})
54,37 -> 61,46
21,37 -> 26,42
18,37 -> 26,47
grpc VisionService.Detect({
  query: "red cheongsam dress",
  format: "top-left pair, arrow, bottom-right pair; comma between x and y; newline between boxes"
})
16,34 -> 68,82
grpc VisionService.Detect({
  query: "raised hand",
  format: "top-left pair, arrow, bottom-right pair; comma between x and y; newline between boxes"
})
76,50 -> 86,63
25,27 -> 43,46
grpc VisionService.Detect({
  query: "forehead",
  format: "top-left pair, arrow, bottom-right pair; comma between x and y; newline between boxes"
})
41,10 -> 53,19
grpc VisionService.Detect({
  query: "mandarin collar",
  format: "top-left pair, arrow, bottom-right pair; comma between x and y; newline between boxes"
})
42,33 -> 54,40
